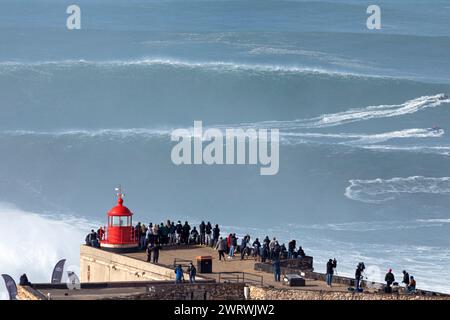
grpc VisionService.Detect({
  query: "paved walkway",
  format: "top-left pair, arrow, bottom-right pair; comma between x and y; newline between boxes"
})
125,245 -> 349,292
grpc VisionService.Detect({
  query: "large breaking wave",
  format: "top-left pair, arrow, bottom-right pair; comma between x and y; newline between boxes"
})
0,203 -> 99,300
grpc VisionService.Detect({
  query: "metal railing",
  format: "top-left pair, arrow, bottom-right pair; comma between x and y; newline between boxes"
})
173,258 -> 193,268
218,272 -> 264,287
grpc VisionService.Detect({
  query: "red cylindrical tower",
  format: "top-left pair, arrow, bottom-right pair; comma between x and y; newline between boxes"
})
100,188 -> 139,252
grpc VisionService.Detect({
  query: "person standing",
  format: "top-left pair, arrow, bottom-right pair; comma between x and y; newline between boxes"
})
187,262 -> 197,284
135,222 -> 141,243
152,244 -> 161,264
227,234 -> 234,258
269,237 -> 277,260
272,241 -> 281,261
402,270 -> 410,287
288,240 -> 296,259
97,227 -> 105,241
261,244 -> 269,263
297,246 -> 306,258
240,236 -> 249,260
182,221 -> 191,244
199,221 -> 206,245
252,238 -> 261,260
190,227 -> 199,244
216,237 -> 227,261
326,259 -> 337,287
146,244 -> 153,263
160,223 -> 168,245
205,222 -> 212,246
175,265 -> 184,284
89,229 -> 99,247
140,224 -> 148,250
169,221 -> 176,245
212,224 -> 220,247
176,221 -> 182,244
355,262 -> 364,291
152,223 -> 159,244
228,233 -> 238,259
385,269 -> 395,293
273,258 -> 281,282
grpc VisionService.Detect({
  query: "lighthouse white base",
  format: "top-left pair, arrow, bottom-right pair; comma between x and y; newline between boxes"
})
100,242 -> 139,253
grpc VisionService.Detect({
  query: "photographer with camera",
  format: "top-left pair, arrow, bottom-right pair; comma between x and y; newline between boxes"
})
326,258 -> 337,287
355,262 -> 365,291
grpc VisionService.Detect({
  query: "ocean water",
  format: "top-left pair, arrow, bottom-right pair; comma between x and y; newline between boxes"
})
1,0 -> 450,296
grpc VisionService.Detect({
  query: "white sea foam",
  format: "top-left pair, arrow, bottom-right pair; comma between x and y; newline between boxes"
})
416,218 -> 450,224
239,94 -> 450,129
281,128 -> 444,145
248,47 -> 325,57
2,127 -> 442,148
1,128 -> 173,139
0,58 -> 392,79
0,94 -> 448,155
0,203 -> 98,300
360,145 -> 450,156
345,176 -> 450,203
248,46 -> 369,70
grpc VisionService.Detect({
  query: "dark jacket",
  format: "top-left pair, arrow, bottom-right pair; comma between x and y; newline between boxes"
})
187,265 -> 197,277
402,272 -> 410,285
385,272 -> 395,283
231,236 -> 238,247
288,240 -> 296,252
205,223 -> 212,235
152,245 -> 161,258
199,222 -> 206,234
213,227 -> 220,239
182,223 -> 191,234
297,247 -> 306,258
272,259 -> 281,271
326,261 -> 334,274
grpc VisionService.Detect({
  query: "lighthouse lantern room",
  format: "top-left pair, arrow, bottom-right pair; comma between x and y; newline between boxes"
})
100,186 -> 139,252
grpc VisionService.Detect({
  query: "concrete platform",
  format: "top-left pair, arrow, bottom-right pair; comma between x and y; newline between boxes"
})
125,245 -> 349,292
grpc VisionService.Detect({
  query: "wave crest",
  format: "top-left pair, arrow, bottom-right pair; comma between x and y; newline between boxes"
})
0,58 -> 394,79
241,94 -> 450,129
345,176 -> 450,203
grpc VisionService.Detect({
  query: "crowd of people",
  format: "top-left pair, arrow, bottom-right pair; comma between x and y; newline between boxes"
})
85,219 -> 308,283
214,235 -> 306,263
130,219 -> 309,284
381,268 -> 417,294
325,259 -> 417,294
135,220 -> 220,249
85,220 -> 419,293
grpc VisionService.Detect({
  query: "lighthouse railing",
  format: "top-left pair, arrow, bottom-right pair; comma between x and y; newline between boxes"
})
100,225 -> 139,244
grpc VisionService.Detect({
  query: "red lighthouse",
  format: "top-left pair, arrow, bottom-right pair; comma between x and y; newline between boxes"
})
100,186 -> 139,252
